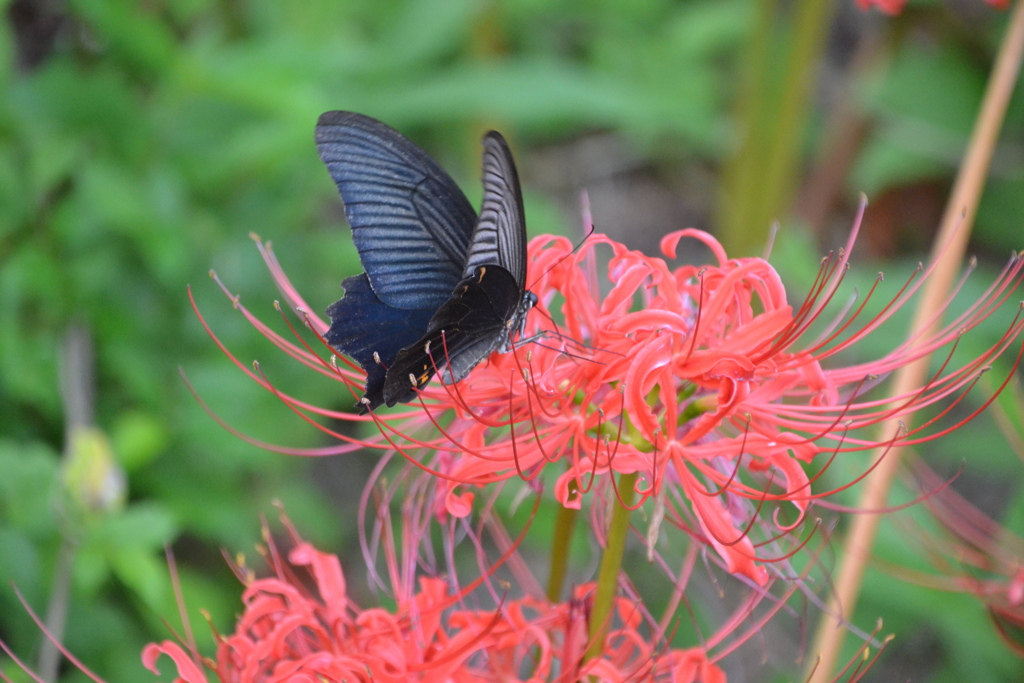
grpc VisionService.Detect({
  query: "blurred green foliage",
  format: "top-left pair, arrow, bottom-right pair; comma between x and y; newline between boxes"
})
1,0 -> 1023,681
0,0 -> 748,678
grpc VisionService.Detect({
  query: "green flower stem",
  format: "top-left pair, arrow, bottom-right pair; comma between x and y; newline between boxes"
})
586,472 -> 638,662
547,481 -> 580,602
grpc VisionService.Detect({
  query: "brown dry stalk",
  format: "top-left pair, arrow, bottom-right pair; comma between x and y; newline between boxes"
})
806,2 -> 1024,680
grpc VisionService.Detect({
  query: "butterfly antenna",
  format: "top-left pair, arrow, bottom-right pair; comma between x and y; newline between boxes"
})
530,341 -> 603,364
548,328 -> 623,357
528,307 -> 618,356
512,332 -> 603,366
525,284 -> 623,362
525,210 -> 596,291
525,324 -> 620,363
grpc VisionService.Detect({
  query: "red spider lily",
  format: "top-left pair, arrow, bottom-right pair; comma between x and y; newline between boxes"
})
880,460 -> 1024,656
0,476 -> 885,683
136,513 -> 729,683
0,560 -> 884,683
143,577 -> 728,683
855,0 -> 907,14
192,202 -> 1024,587
856,0 -> 1007,14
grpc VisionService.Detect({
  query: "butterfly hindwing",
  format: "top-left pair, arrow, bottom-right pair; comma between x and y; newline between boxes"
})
325,274 -> 436,409
383,266 -> 524,406
316,111 -> 476,310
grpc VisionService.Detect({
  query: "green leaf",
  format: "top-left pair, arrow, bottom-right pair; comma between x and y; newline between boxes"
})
111,411 -> 169,471
975,175 -> 1024,254
0,528 -> 42,599
71,0 -> 177,74
109,545 -> 168,613
0,440 -> 59,536
364,60 -> 645,129
853,39 -> 987,194
96,503 -> 178,550
666,0 -> 750,60
371,0 -> 479,70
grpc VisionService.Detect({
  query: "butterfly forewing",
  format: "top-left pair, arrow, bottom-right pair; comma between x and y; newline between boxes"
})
461,132 -> 527,287
316,111 -> 476,310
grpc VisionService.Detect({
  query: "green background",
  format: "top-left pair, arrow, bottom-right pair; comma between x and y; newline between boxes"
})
2,0 -> 1024,681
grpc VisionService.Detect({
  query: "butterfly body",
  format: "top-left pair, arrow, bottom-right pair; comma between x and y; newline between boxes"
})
316,112 -> 533,410
384,265 -> 537,406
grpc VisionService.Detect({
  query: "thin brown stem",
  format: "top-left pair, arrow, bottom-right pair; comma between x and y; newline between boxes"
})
807,2 -> 1024,679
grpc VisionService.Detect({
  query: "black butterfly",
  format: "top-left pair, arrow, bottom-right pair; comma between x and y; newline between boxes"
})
316,112 -> 536,411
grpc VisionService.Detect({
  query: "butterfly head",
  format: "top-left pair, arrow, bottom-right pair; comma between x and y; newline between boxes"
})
522,290 -> 538,331
511,289 -> 537,340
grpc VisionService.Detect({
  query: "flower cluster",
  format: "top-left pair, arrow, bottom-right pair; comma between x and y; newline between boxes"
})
197,209 -> 1023,585
2,500 -> 890,683
856,0 -> 1008,15
142,519 -> 728,683
891,459 -> 1024,655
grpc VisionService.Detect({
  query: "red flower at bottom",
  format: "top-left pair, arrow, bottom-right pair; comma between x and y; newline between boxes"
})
142,527 -> 726,683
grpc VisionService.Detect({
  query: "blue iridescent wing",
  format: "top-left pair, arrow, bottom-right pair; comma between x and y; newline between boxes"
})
325,274 -> 435,410
316,111 -> 477,309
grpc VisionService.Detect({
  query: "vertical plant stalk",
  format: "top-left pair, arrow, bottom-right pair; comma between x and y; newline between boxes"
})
720,0 -> 836,256
807,3 -> 1024,680
39,325 -> 94,682
38,541 -> 75,683
757,0 -> 835,244
720,0 -> 773,255
586,472 -> 638,662
547,482 -> 580,602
